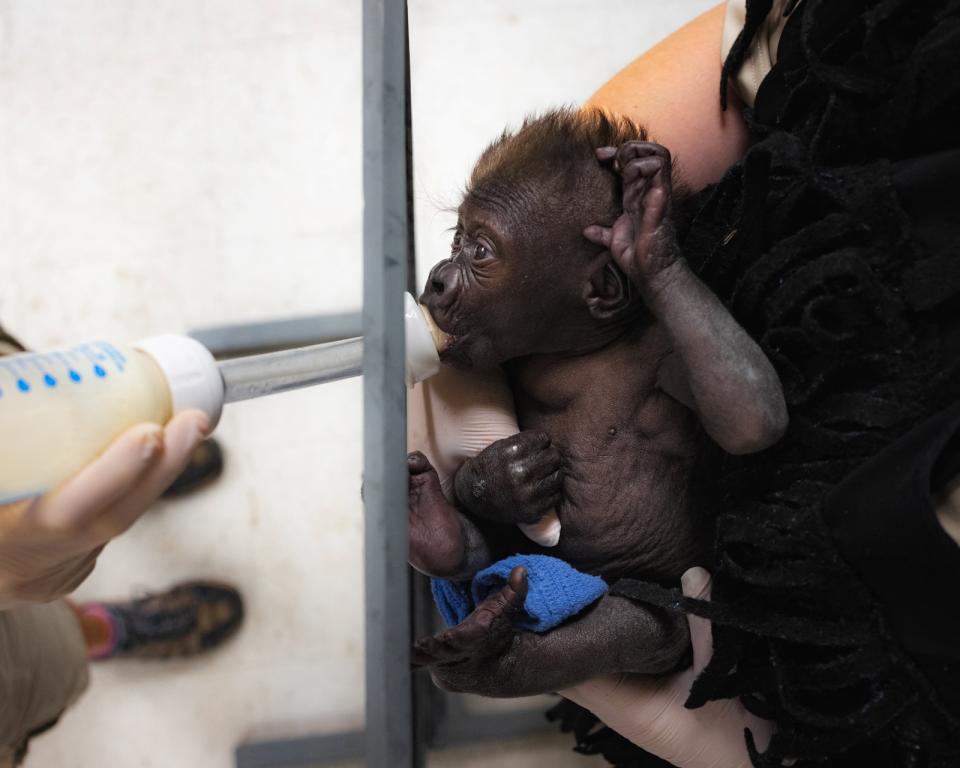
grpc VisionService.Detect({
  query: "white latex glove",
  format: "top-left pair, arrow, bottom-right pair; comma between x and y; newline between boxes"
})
0,411 -> 209,608
407,365 -> 562,547
407,365 -> 520,499
560,567 -> 775,768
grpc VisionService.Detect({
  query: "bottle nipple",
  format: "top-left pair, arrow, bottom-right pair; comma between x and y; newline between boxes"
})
404,293 -> 447,386
417,303 -> 451,352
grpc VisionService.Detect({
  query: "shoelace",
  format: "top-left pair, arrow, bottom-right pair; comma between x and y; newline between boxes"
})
116,597 -> 197,647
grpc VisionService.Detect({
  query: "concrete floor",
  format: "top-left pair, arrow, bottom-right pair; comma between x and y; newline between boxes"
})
0,0 -> 714,765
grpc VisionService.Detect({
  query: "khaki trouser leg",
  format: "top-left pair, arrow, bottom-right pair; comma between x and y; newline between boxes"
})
0,601 -> 89,766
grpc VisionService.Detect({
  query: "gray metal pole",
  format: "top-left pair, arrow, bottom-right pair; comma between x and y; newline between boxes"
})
362,0 -> 416,766
190,312 -> 363,358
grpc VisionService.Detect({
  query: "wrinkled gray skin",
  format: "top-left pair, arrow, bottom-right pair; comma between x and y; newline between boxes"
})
409,129 -> 788,697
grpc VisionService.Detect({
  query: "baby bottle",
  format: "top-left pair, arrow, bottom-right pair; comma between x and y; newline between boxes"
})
0,336 -> 222,504
0,294 -> 443,504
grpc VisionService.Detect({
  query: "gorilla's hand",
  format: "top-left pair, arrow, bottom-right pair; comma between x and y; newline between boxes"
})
585,141 -> 680,295
454,431 -> 562,526
413,566 -> 528,695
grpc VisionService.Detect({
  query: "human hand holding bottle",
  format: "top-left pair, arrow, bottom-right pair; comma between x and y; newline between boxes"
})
0,410 -> 209,608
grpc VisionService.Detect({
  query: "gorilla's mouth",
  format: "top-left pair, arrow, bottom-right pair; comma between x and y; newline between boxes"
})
417,287 -> 484,365
437,334 -> 473,366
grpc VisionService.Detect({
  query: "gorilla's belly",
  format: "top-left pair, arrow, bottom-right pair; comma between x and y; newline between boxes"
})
550,447 -> 707,584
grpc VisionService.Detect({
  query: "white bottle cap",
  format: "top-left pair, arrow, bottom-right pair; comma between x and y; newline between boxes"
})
404,292 -> 441,387
134,335 -> 225,429
518,510 -> 562,547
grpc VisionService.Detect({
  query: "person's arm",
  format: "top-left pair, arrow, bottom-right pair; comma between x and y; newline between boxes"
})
586,3 -> 749,191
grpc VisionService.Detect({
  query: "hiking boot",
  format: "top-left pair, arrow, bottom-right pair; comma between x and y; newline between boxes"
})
82,580 -> 243,660
162,438 -> 224,498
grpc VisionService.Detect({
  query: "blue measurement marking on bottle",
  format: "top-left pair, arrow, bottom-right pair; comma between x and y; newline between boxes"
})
0,342 -> 128,401
59,350 -> 83,384
80,343 -> 117,380
0,361 -> 12,398
97,341 -> 127,372
0,355 -> 36,397
53,351 -> 83,384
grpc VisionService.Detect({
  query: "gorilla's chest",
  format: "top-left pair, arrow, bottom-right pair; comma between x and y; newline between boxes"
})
509,346 -> 708,584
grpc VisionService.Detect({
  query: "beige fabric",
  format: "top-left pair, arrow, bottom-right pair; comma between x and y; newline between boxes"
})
721,0 -> 802,107
0,601 -> 89,765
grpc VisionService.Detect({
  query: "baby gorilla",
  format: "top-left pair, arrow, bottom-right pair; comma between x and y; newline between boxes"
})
409,108 -> 787,696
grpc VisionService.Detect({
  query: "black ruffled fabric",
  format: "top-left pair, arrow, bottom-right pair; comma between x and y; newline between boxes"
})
552,0 -> 960,765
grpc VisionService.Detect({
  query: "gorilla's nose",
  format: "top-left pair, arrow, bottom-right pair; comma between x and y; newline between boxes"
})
428,260 -> 452,295
422,260 -> 459,314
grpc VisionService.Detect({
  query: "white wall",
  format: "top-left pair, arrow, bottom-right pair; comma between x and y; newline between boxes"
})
0,2 -> 715,766
410,0 -> 717,283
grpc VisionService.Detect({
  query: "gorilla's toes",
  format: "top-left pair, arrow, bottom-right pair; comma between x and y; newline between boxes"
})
407,450 -> 433,476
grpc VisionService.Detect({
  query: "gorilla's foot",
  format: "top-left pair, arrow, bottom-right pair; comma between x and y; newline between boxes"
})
408,451 -> 469,578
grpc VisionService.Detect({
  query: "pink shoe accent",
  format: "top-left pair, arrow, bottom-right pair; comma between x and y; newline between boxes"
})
80,603 -> 119,660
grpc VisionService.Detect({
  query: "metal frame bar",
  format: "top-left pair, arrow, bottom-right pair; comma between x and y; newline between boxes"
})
191,313 -> 362,358
233,2 -> 554,765
236,732 -> 365,768
235,702 -> 553,768
361,0 -> 417,765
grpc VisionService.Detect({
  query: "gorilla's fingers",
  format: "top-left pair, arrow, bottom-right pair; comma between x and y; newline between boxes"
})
584,224 -> 614,248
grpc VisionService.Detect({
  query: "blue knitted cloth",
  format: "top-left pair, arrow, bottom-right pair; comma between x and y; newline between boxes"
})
430,554 -> 608,633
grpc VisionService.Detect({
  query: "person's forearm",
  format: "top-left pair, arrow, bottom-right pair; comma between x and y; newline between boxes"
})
586,3 -> 749,190
646,259 -> 788,454
563,677 -> 763,768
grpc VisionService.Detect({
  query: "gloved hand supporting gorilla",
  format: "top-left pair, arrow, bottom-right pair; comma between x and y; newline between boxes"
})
408,108 -> 788,697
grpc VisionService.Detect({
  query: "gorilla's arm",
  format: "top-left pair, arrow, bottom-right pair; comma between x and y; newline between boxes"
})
586,141 -> 788,455
649,259 -> 788,454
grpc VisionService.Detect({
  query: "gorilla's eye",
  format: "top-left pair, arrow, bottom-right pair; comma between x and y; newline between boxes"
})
474,242 -> 494,262
451,232 -> 463,255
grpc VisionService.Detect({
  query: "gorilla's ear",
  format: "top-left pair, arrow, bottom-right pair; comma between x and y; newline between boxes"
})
584,256 -> 631,320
